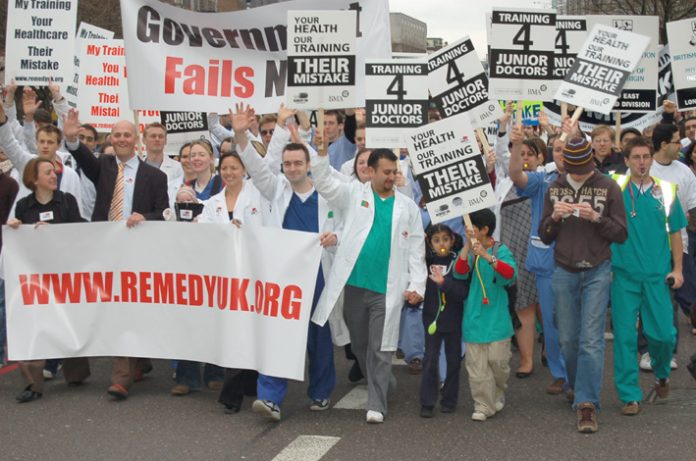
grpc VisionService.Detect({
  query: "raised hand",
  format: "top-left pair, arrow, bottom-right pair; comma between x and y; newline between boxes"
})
277,103 -> 297,127
22,87 -> 41,120
62,108 -> 81,142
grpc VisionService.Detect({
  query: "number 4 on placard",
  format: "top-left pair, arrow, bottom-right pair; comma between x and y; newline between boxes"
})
513,24 -> 534,51
555,30 -> 569,54
446,60 -> 466,87
386,74 -> 407,100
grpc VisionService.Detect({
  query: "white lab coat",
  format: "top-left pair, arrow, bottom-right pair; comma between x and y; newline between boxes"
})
159,154 -> 184,183
310,155 -> 427,351
237,140 -> 349,345
198,181 -> 267,226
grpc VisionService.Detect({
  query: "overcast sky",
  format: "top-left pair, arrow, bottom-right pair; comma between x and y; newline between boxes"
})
388,0 -> 551,56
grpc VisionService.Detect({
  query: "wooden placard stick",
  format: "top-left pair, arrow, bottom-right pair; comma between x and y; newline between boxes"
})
559,106 -> 584,142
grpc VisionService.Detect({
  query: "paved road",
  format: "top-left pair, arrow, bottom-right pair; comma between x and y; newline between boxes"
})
1,321 -> 695,461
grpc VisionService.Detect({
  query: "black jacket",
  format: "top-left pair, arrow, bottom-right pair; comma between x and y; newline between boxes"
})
68,142 -> 169,222
422,252 -> 469,333
15,190 -> 85,225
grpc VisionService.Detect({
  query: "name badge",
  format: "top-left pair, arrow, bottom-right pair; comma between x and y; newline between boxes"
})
39,211 -> 54,221
180,209 -> 193,220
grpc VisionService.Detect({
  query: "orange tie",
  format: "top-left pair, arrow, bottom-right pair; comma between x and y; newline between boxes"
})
109,163 -> 125,221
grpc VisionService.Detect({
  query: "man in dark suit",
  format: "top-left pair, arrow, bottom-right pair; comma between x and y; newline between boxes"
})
63,109 -> 169,400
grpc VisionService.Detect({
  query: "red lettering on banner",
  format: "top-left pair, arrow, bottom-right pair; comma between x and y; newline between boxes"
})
175,273 -> 188,305
164,56 -> 254,98
19,274 -> 50,305
217,276 -> 228,310
121,272 -> 137,302
139,272 -> 152,303
230,278 -> 249,311
153,272 -> 174,304
189,275 -> 203,306
204,275 -> 216,308
263,282 -> 280,317
281,285 -> 302,320
51,273 -> 82,304
83,272 -> 113,303
254,281 -> 263,314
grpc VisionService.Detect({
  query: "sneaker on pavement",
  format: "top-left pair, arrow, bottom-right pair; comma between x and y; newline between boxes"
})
366,410 -> 384,424
107,384 -> 128,401
252,399 -> 281,421
420,406 -> 434,418
576,402 -> 598,433
639,352 -> 653,372
42,369 -> 54,380
546,378 -> 565,395
621,401 -> 641,416
309,399 -> 330,411
654,378 -> 670,399
495,396 -> 505,412
170,384 -> 190,396
670,357 -> 678,370
408,358 -> 423,375
471,411 -> 487,422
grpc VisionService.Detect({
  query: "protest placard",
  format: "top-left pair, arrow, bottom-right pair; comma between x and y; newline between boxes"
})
364,59 -> 428,148
76,40 -> 159,133
286,10 -> 357,109
120,0 -> 390,114
549,16 -> 588,97
406,116 -> 496,224
66,23 -> 115,110
666,18 -> 696,110
4,222 -> 322,381
160,111 -> 209,155
657,45 -> 674,107
554,24 -> 650,115
4,0 -> 77,85
428,37 -> 502,129
488,8 -> 557,101
588,15 -> 659,113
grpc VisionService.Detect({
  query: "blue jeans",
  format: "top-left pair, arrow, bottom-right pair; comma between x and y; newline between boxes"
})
0,279 -> 5,362
176,361 -> 224,389
536,273 -> 568,381
552,260 -> 611,409
399,304 -> 425,363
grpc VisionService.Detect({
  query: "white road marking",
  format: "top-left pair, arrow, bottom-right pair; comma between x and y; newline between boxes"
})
271,435 -> 341,461
333,384 -> 368,410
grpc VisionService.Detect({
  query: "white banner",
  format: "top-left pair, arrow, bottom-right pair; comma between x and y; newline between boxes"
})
428,37 -> 502,129
406,115 -> 496,224
667,18 -> 696,110
286,10 -> 357,109
488,8 -> 557,101
554,24 -> 649,115
4,0 -> 78,85
120,0 -> 391,114
365,59 -> 428,148
4,222 -> 322,381
66,22 -> 116,110
588,15 -> 659,113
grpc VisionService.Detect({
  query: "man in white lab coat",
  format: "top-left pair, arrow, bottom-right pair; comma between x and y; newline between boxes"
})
311,144 -> 427,424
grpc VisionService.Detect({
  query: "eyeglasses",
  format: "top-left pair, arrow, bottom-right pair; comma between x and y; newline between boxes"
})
261,129 -> 274,136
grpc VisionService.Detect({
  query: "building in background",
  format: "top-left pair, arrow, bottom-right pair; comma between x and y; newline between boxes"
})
165,0 -> 245,11
390,12 -> 427,53
426,37 -> 447,53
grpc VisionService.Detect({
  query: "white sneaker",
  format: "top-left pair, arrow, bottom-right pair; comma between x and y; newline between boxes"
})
309,399 -> 330,411
670,357 -> 678,370
252,399 -> 281,422
43,369 -> 54,380
471,411 -> 487,421
495,396 -> 505,412
639,353 -> 653,372
366,410 -> 384,424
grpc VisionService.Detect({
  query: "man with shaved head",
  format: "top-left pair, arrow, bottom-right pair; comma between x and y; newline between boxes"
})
64,109 -> 169,400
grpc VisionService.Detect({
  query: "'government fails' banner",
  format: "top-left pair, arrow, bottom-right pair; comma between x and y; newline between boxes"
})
4,222 -> 322,381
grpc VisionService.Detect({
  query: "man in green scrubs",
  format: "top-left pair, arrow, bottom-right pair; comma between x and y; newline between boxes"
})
610,137 -> 686,416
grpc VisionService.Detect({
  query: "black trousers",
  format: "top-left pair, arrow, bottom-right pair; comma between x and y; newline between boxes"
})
218,369 -> 258,408
419,329 -> 462,409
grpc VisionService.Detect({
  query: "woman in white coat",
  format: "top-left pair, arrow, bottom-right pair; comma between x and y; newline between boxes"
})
198,151 -> 265,226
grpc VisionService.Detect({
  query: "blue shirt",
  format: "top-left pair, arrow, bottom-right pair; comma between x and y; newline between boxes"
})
282,190 -> 319,233
328,135 -> 356,171
516,170 -> 558,238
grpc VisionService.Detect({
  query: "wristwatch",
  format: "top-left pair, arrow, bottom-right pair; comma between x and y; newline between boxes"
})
488,255 -> 498,266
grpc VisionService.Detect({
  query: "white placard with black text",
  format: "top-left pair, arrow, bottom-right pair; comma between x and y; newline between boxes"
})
286,10 -> 357,109
554,24 -> 650,115
488,8 -> 557,101
365,59 -> 428,148
666,18 -> 696,110
406,116 -> 496,224
428,37 -> 502,129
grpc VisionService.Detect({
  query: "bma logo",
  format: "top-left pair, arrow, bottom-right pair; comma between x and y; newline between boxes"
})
613,19 -> 633,31
561,88 -> 576,98
328,95 -> 345,102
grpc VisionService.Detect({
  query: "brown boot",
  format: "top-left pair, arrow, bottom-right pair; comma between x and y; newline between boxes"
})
546,378 -> 565,395
171,384 -> 190,396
